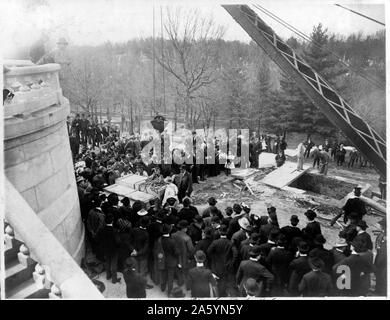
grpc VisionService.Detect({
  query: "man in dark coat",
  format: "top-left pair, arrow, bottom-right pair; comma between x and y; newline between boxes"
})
172,220 -> 195,289
80,113 -> 89,146
302,210 -> 322,249
266,235 -> 294,296
201,197 -> 222,219
179,197 -> 199,224
259,207 -> 279,243
308,234 -> 334,275
333,238 -> 373,296
158,224 -> 180,296
354,220 -> 373,252
280,215 -> 303,252
195,227 -> 214,268
231,217 -> 251,252
131,216 -> 151,287
240,233 -> 261,261
71,114 -> 81,142
86,197 -> 105,261
116,218 -> 133,272
123,257 -> 147,298
330,186 -> 367,226
174,165 -> 193,203
187,250 -> 217,298
69,132 -> 80,160
149,211 -> 165,285
227,204 -> 245,240
187,215 -> 204,246
236,245 -> 274,297
374,218 -> 387,296
298,257 -> 333,297
207,225 -> 238,297
98,214 -> 121,283
259,229 -> 279,259
288,241 -> 311,296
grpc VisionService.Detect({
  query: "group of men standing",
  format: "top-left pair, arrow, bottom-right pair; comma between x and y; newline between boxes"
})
67,113 -> 119,159
77,180 -> 386,298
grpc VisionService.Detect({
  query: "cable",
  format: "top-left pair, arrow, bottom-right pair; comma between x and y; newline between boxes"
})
251,3 -> 385,90
335,4 -> 385,26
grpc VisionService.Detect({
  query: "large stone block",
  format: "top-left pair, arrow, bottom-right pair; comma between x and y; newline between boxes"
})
49,141 -> 72,174
21,187 -> 39,213
37,186 -> 75,231
4,146 -> 25,168
35,166 -> 70,212
22,129 -> 64,162
5,151 -> 55,192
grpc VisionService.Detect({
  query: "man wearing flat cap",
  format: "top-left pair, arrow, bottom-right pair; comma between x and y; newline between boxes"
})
172,220 -> 195,289
330,185 -> 367,226
187,250 -> 217,297
236,245 -> 274,297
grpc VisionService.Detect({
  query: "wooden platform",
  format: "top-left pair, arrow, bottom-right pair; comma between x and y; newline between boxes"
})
261,161 -> 310,189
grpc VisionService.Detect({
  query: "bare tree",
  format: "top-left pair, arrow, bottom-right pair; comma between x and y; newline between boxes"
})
155,7 -> 225,128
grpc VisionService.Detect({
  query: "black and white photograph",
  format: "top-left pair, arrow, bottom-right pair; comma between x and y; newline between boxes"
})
0,0 -> 388,303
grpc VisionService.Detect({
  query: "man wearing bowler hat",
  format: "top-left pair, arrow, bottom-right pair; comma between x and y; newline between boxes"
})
288,241 -> 311,296
236,245 -> 274,297
174,165 -> 193,203
158,224 -> 180,297
302,210 -> 322,249
280,215 -> 303,251
207,225 -> 238,297
187,250 -> 217,297
298,257 -> 333,297
330,185 -> 367,226
172,220 -> 195,289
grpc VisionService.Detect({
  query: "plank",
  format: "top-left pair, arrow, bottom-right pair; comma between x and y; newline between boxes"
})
261,161 -> 310,189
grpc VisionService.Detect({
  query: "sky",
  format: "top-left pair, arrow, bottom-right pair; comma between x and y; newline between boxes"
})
0,0 -> 386,58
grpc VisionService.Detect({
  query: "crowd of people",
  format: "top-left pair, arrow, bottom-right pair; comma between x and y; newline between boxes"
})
72,124 -> 386,298
77,187 -> 386,298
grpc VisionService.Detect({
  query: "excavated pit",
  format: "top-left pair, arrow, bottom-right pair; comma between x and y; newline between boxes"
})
289,172 -> 356,200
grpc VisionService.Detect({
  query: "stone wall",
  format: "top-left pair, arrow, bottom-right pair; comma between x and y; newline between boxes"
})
4,63 -> 84,263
